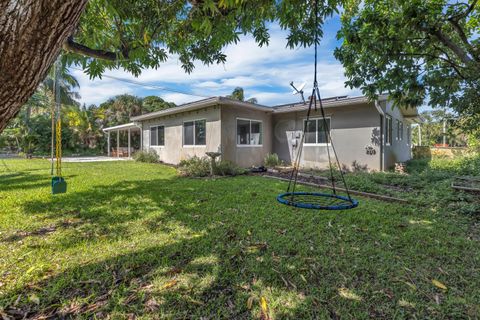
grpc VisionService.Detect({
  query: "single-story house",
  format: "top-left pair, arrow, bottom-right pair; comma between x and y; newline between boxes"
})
104,95 -> 420,171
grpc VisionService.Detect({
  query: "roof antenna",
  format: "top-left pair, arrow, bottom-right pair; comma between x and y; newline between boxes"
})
290,81 -> 306,104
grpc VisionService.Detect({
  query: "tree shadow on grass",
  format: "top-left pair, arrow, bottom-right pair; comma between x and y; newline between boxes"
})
0,171 -> 78,192
3,176 -> 364,318
4,175 -> 478,318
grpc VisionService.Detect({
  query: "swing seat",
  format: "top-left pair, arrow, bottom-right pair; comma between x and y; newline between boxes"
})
51,176 -> 67,194
277,192 -> 358,210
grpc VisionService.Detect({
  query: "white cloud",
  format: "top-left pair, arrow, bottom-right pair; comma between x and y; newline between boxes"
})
72,24 -> 359,106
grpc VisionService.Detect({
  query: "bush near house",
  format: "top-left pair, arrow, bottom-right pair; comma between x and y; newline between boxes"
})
178,156 -> 246,177
133,150 -> 159,163
214,160 -> 247,176
264,153 -> 282,167
178,156 -> 211,177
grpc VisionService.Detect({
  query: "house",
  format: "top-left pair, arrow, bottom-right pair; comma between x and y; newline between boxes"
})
104,95 -> 420,171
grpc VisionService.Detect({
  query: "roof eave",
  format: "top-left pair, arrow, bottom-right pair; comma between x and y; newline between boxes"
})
131,97 -> 273,121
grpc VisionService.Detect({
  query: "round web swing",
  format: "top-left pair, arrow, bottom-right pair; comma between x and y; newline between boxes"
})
276,0 -> 358,210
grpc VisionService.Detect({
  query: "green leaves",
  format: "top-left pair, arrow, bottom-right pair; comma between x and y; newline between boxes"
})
64,0 -> 340,78
336,0 -> 480,124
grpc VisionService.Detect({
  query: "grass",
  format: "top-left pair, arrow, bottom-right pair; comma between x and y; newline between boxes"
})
0,158 -> 479,319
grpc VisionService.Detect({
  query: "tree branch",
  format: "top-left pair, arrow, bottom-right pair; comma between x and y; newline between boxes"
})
396,52 -> 467,80
448,0 -> 478,22
427,27 -> 474,65
447,18 -> 479,62
63,36 -> 118,61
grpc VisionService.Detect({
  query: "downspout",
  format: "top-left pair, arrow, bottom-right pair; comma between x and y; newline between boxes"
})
374,100 -> 385,171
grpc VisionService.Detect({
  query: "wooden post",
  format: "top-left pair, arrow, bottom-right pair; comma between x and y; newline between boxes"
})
140,124 -> 143,151
128,128 -> 131,158
117,130 -> 120,158
443,120 -> 446,146
107,131 -> 110,156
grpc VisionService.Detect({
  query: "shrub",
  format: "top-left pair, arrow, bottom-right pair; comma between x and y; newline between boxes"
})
178,156 -> 210,177
178,157 -> 247,177
133,150 -> 159,163
264,153 -> 282,167
214,160 -> 247,176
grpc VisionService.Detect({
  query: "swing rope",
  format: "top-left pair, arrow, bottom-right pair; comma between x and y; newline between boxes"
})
54,58 -> 62,177
277,0 -> 357,210
50,57 -> 67,194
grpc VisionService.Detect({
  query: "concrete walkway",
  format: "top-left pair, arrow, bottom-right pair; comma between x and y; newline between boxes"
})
56,156 -> 132,163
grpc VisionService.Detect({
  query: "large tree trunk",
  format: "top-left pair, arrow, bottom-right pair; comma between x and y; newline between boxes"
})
0,0 -> 88,133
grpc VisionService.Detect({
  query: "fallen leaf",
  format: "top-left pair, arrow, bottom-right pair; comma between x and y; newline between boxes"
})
431,279 -> 447,290
145,298 -> 159,312
398,299 -> 415,308
162,279 -> 178,290
402,281 -> 416,291
29,294 -> 40,305
338,287 -> 362,301
247,296 -> 254,310
260,296 -> 269,319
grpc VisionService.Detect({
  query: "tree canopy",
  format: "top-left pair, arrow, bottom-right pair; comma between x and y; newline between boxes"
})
0,0 -> 337,132
335,0 -> 479,125
65,0 -> 336,78
227,87 -> 258,104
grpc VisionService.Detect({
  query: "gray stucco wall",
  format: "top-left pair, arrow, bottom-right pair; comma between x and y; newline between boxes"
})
141,106 -> 221,164
272,102 -> 382,171
220,105 -> 273,167
381,101 -> 412,169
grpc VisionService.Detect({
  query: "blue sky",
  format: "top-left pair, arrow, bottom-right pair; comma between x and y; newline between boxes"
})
72,16 -> 363,107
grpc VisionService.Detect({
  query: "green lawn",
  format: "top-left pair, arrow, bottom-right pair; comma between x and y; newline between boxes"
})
0,158 -> 479,319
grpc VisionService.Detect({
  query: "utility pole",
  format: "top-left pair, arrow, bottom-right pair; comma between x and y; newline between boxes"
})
442,120 -> 447,146
418,124 -> 422,146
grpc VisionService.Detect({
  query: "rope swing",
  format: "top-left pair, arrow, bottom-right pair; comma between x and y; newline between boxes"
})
276,0 -> 358,210
51,57 -> 67,194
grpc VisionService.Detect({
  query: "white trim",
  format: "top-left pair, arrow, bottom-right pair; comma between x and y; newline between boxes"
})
183,119 -> 207,146
396,120 -> 404,141
236,117 -> 263,147
302,117 -> 331,146
149,124 -> 165,147
385,114 -> 392,146
103,122 -> 140,132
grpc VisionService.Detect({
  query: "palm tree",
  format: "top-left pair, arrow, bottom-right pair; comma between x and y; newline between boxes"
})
227,87 -> 258,104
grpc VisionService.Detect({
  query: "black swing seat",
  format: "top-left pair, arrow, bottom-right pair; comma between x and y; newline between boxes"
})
51,176 -> 67,194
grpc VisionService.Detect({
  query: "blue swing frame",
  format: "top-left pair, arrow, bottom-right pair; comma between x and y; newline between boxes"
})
277,192 -> 359,210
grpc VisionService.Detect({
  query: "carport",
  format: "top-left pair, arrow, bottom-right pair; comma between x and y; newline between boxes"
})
103,123 -> 142,157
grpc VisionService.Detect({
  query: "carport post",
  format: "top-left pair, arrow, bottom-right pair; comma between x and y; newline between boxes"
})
107,131 -> 110,156
128,128 -> 131,158
117,130 -> 120,158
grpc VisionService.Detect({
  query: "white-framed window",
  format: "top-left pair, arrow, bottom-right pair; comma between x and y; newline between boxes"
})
303,117 -> 331,145
183,119 -> 206,146
397,120 -> 404,141
150,125 -> 165,146
236,118 -> 263,146
385,115 -> 392,145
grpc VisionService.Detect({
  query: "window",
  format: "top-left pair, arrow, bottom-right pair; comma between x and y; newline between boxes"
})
304,118 -> 331,145
237,119 -> 263,145
150,125 -> 165,146
397,120 -> 403,141
385,115 -> 392,145
183,119 -> 206,146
